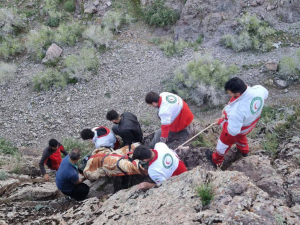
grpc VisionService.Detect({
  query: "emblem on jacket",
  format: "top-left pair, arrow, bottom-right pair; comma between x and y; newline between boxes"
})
166,95 -> 177,104
250,97 -> 263,115
162,153 -> 174,169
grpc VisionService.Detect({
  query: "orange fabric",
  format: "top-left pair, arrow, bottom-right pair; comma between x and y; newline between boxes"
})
161,101 -> 194,138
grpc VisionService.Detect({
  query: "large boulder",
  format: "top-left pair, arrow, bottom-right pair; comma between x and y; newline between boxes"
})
230,155 -> 288,202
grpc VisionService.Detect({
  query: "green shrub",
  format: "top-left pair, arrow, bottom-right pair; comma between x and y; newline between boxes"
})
196,184 -> 214,206
0,170 -> 9,181
0,62 -> 17,85
0,138 -> 19,156
159,39 -> 189,57
64,0 -> 76,12
262,132 -> 278,155
25,26 -> 53,60
0,8 -> 26,39
83,26 -> 113,48
221,13 -> 276,52
33,68 -> 69,91
191,134 -> 214,148
166,55 -> 238,106
43,0 -> 63,27
62,138 -> 94,157
64,47 -> 100,81
126,0 -> 143,18
0,36 -> 24,60
54,22 -> 83,46
102,11 -> 132,32
144,0 -> 179,27
278,49 -> 300,81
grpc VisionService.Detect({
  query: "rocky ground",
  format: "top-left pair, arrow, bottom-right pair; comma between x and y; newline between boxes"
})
1,0 -> 300,224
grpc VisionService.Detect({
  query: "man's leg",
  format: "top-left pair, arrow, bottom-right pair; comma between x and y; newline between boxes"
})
69,183 -> 90,201
112,125 -> 121,136
235,135 -> 249,156
149,129 -> 161,149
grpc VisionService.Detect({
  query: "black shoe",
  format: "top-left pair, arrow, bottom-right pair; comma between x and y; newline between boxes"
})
205,149 -> 217,169
242,153 -> 248,157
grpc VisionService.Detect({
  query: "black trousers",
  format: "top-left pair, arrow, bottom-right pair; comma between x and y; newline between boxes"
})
63,183 -> 90,201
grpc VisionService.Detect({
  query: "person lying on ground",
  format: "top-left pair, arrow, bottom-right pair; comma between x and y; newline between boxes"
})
39,139 -> 68,182
145,91 -> 194,149
56,148 -> 89,201
80,126 -> 120,149
132,143 -> 187,190
83,143 -> 147,181
206,77 -> 269,167
106,110 -> 143,146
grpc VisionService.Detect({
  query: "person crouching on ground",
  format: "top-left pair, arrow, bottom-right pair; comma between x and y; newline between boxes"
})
132,143 -> 187,190
55,148 -> 90,201
39,139 -> 68,182
145,91 -> 194,149
80,126 -> 117,149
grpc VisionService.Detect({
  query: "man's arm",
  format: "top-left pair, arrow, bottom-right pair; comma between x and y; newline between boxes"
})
60,146 -> 68,156
39,147 -> 52,181
138,182 -> 157,190
70,174 -> 86,185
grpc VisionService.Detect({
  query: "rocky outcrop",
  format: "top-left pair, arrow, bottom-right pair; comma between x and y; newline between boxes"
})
276,0 -> 300,23
230,155 -> 288,202
0,178 -> 19,196
2,182 -> 58,202
42,43 -> 63,64
174,0 -> 241,41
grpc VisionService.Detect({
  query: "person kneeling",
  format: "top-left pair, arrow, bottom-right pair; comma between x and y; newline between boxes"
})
56,148 -> 89,201
132,143 -> 187,190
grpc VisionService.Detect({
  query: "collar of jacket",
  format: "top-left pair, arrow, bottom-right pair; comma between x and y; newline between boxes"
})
228,86 -> 249,105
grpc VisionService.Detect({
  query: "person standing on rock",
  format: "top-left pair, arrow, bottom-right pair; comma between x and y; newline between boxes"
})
56,148 -> 89,201
145,91 -> 194,149
132,143 -> 187,190
80,126 -> 119,149
106,110 -> 143,146
206,77 -> 269,167
39,139 -> 68,182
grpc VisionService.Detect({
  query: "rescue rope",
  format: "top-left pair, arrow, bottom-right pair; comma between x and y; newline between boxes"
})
174,123 -> 216,151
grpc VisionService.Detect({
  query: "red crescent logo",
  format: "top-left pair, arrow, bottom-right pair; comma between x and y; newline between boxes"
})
166,159 -> 171,164
254,103 -> 258,109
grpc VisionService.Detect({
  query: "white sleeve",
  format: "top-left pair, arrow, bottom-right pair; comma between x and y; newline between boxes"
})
149,170 -> 166,185
159,110 -> 172,125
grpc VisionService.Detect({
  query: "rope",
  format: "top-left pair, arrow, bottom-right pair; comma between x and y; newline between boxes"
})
174,123 -> 215,151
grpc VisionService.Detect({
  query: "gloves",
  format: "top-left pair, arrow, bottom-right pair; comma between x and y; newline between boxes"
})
160,137 -> 168,143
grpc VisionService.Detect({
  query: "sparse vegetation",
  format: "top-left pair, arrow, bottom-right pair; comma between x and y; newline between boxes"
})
262,132 -> 278,155
0,8 -> 26,39
159,39 -> 189,57
83,26 -> 113,48
0,138 -> 19,156
221,13 -> 276,52
53,22 -> 83,47
43,0 -> 63,27
25,26 -> 53,60
62,138 -> 94,157
0,36 -> 24,60
33,68 -> 69,91
64,0 -> 76,13
278,49 -> 300,81
166,55 -> 238,106
144,0 -> 179,27
196,183 -> 214,206
102,11 -> 132,32
64,47 -> 100,81
191,134 -> 215,148
0,62 -> 17,85
0,170 -> 9,181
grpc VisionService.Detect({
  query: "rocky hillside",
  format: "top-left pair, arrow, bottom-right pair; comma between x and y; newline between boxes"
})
1,0 -> 300,224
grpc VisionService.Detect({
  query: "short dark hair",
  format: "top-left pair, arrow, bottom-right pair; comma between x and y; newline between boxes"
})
145,91 -> 160,104
106,110 -> 119,121
49,139 -> 58,148
132,145 -> 152,160
80,129 -> 94,140
70,148 -> 81,160
224,77 -> 247,94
